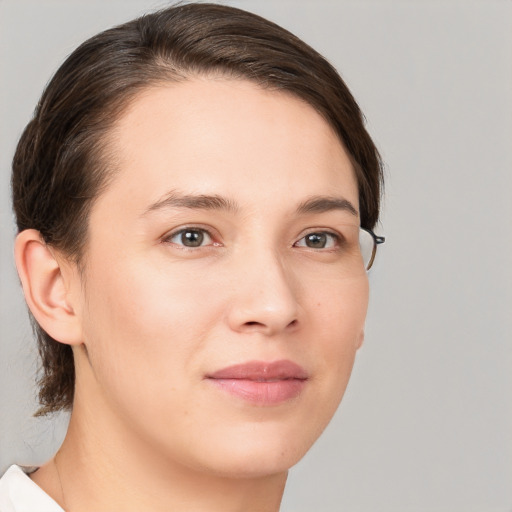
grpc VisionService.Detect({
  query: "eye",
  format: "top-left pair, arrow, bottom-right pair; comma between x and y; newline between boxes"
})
166,228 -> 214,248
294,231 -> 340,249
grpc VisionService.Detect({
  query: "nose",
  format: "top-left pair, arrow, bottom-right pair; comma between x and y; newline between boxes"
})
225,249 -> 300,336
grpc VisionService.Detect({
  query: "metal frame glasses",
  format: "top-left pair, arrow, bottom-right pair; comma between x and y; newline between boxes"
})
360,228 -> 385,271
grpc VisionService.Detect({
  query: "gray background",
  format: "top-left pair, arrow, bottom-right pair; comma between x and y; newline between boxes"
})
1,1 -> 511,511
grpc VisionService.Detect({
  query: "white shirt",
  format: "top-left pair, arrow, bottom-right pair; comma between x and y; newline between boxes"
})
0,465 -> 64,512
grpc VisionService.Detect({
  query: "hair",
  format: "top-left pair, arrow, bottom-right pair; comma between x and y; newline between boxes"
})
12,2 -> 383,416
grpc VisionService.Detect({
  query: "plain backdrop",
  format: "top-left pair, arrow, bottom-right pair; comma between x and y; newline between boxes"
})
1,1 -> 511,511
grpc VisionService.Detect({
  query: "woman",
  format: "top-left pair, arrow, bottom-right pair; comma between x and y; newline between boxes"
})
0,2 -> 384,511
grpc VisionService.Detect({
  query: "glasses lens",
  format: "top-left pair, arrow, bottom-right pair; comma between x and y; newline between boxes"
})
359,228 -> 376,270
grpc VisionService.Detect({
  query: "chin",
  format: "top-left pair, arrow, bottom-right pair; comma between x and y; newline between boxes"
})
202,450 -> 303,480
186,421 -> 320,479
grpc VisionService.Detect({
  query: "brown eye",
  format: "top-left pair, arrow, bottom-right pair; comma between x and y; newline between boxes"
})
168,228 -> 212,247
295,232 -> 338,249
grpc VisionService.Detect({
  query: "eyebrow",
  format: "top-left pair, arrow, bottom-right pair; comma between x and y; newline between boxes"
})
142,190 -> 358,217
143,190 -> 239,215
295,195 -> 358,217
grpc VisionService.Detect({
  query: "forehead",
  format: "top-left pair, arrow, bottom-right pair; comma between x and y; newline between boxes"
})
98,78 -> 358,217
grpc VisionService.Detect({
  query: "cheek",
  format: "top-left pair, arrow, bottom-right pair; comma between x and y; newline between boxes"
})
76,259 -> 221,448
311,274 -> 369,350
307,274 -> 369,401
78,251 -> 235,392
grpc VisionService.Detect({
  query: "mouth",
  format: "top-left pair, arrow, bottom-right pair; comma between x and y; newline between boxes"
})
206,360 -> 308,405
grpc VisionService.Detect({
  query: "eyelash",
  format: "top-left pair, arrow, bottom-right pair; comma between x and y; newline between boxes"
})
162,226 -> 218,249
294,230 -> 341,250
162,226 -> 343,250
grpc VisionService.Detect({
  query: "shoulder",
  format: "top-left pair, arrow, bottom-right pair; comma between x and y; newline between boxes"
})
0,465 -> 64,512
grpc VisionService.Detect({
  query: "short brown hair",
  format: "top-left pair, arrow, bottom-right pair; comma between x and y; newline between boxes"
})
12,2 -> 383,416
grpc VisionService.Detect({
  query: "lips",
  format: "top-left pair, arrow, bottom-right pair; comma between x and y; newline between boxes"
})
206,360 -> 308,405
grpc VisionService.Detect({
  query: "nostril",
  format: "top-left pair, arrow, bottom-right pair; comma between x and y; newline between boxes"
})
243,319 -> 298,330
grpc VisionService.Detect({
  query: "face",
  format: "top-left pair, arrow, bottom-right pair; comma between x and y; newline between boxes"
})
72,78 -> 369,477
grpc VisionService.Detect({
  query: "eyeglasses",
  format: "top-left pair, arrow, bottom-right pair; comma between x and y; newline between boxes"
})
359,228 -> 385,271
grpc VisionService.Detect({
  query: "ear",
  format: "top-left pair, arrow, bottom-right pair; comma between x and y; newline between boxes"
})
356,329 -> 365,350
14,229 -> 83,345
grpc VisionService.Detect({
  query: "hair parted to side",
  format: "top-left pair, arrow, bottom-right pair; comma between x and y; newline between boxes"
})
12,2 -> 383,416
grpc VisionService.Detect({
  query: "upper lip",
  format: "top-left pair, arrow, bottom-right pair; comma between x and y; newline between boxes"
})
207,360 -> 308,381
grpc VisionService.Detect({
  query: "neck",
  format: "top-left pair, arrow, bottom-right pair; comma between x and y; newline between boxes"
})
45,387 -> 287,512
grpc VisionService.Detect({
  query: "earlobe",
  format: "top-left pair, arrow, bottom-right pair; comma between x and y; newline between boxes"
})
14,229 -> 82,345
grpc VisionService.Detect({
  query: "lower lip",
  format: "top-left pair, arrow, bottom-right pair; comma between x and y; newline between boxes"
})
208,378 -> 306,405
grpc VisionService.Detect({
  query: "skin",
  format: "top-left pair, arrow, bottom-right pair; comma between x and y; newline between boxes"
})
17,78 -> 369,511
